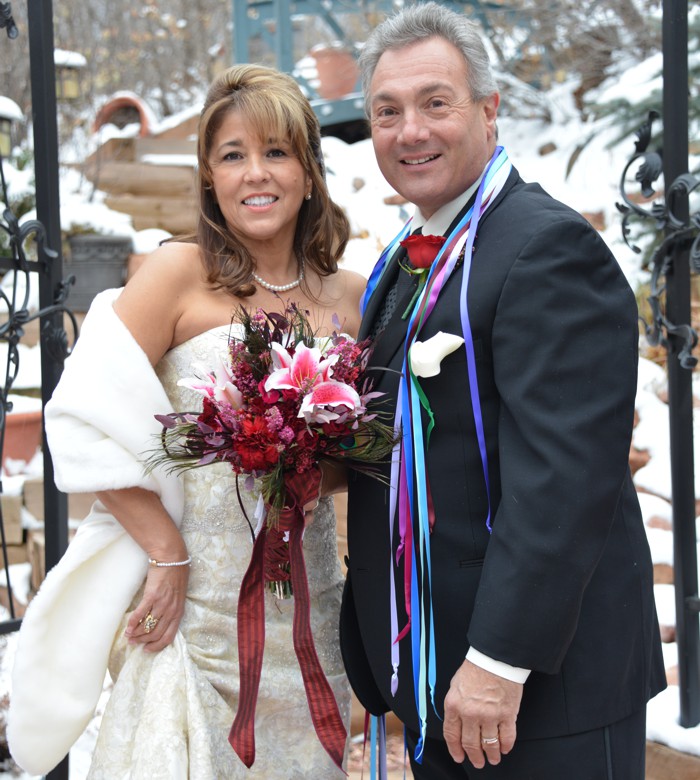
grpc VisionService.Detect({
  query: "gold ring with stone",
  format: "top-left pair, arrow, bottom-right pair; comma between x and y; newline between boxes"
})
143,613 -> 159,633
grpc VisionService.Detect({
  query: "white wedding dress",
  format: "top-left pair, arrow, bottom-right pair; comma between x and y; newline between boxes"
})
87,326 -> 351,779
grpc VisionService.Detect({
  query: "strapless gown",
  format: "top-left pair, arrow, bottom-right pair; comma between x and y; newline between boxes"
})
86,326 -> 351,779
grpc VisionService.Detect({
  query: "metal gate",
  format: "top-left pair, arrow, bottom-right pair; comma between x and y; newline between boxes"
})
1,1 -> 75,777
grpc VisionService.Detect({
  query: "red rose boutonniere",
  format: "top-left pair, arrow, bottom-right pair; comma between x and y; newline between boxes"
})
400,233 -> 446,268
399,233 -> 447,318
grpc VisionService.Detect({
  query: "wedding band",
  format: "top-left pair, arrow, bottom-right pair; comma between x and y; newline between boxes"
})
481,736 -> 500,746
143,613 -> 159,633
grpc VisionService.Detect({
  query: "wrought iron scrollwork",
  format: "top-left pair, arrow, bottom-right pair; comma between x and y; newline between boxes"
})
0,151 -> 78,620
617,111 -> 700,369
0,163 -> 78,402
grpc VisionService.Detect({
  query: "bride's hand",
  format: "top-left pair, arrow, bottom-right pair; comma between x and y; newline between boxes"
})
303,501 -> 319,527
302,460 -> 349,526
95,488 -> 191,652
318,460 -> 347,496
125,562 -> 190,652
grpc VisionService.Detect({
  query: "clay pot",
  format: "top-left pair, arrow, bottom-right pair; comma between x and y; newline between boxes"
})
3,409 -> 43,469
310,47 -> 359,100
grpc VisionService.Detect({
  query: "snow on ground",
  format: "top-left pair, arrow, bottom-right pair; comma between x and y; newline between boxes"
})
1,50 -> 699,776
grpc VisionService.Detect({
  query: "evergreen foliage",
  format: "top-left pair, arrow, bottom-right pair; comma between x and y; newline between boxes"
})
586,13 -> 699,153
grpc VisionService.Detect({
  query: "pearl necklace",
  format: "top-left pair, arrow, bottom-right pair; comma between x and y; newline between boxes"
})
252,258 -> 305,292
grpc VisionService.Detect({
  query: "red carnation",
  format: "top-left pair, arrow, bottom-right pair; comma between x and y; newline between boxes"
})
237,417 -> 280,470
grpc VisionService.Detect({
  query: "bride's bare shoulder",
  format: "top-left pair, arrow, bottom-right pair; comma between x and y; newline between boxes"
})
317,268 -> 365,338
113,241 -> 206,362
327,267 -> 366,303
130,241 -> 203,286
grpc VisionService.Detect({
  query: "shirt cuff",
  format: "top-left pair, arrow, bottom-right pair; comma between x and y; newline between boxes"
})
466,647 -> 531,684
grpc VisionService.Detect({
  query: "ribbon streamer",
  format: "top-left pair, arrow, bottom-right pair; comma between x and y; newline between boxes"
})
228,523 -> 267,765
229,467 -> 347,771
361,148 -> 513,762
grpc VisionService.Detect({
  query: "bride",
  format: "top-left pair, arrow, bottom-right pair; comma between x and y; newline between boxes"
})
9,64 -> 364,778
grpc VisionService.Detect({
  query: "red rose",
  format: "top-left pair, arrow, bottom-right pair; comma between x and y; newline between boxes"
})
258,378 -> 280,404
199,397 -> 224,431
399,234 -> 447,269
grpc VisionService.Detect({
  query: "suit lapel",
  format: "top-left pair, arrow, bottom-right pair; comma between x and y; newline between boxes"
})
478,166 -> 518,227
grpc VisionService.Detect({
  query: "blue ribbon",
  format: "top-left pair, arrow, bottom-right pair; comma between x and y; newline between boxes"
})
360,220 -> 412,315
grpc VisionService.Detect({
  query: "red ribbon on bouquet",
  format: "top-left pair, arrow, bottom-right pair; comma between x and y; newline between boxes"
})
229,466 -> 347,771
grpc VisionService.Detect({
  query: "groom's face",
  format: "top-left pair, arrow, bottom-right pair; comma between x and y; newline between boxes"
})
368,36 -> 499,219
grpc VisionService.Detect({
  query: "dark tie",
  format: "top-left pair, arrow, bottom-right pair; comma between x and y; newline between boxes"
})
368,227 -> 422,340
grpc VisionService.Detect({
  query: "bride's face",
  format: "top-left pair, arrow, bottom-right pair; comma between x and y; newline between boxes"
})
208,109 -> 312,254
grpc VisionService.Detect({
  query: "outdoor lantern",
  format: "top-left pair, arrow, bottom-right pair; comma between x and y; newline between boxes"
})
54,48 -> 86,102
0,95 -> 22,158
0,116 -> 11,157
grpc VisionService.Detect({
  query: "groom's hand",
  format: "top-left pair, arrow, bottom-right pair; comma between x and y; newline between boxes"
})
443,659 -> 523,769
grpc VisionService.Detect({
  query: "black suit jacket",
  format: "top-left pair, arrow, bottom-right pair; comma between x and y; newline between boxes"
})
340,167 -> 666,740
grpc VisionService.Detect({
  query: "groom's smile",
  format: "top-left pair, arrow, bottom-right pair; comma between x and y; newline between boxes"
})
401,154 -> 440,165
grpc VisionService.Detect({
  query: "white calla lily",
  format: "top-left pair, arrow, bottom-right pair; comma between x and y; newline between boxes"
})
409,331 -> 465,378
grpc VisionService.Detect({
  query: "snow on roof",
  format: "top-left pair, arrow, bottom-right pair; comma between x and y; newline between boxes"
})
54,48 -> 87,69
0,95 -> 23,122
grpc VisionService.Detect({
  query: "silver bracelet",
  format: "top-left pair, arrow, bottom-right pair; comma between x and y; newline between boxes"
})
148,555 -> 192,568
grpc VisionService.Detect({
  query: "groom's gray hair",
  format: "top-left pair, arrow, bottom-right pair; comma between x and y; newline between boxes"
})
359,1 -> 497,115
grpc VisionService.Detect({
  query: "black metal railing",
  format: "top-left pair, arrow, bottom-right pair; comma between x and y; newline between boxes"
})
616,1 -> 700,727
0,154 -> 77,628
2,2 -> 75,777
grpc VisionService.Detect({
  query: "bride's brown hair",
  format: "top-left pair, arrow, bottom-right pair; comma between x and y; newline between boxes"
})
192,64 -> 350,297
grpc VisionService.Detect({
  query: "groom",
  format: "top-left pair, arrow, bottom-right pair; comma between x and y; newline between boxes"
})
340,3 -> 666,778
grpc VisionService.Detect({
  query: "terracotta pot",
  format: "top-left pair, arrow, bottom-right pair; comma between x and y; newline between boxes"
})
310,47 -> 359,100
3,409 -> 43,469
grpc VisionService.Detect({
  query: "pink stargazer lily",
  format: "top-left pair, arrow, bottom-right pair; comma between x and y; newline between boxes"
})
265,342 -> 338,393
265,342 -> 362,423
299,380 -> 364,424
177,361 -> 244,408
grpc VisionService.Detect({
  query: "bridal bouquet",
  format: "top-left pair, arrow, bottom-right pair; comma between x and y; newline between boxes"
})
150,305 -> 395,771
150,304 -> 395,596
